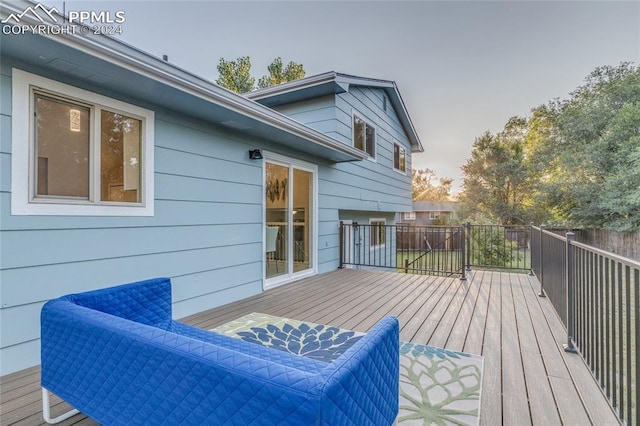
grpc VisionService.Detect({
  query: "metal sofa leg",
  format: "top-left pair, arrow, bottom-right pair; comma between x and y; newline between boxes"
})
42,388 -> 80,424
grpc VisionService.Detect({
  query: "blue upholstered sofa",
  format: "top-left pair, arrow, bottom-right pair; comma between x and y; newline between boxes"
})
40,277 -> 400,425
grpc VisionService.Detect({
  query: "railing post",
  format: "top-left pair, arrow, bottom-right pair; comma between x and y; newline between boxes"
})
539,224 -> 546,297
460,225 -> 467,281
338,221 -> 344,269
564,232 -> 578,353
528,222 -> 534,275
465,222 -> 471,271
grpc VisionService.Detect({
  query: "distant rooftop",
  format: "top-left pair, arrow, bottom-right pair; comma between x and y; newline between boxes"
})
412,201 -> 458,212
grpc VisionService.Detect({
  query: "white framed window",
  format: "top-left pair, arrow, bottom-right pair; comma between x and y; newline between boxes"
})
369,218 -> 386,248
403,211 -> 415,221
429,212 -> 440,220
393,142 -> 406,173
352,113 -> 375,158
11,69 -> 154,216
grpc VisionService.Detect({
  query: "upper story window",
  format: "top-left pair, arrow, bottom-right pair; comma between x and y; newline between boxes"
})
353,114 -> 375,158
393,142 -> 406,173
11,69 -> 154,216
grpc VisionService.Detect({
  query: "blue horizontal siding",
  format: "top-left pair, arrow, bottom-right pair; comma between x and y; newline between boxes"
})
0,115 -> 10,153
1,224 -> 261,270
2,241 -> 262,307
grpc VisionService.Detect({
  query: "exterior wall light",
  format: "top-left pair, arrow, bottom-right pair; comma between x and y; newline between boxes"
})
249,149 -> 263,160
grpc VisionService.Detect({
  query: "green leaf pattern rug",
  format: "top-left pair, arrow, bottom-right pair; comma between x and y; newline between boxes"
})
214,313 -> 483,426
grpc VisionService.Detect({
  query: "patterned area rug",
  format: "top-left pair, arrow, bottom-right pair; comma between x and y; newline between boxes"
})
213,313 -> 483,425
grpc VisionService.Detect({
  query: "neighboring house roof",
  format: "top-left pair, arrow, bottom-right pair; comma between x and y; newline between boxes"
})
247,72 -> 424,154
412,201 -> 459,212
0,1 -> 367,163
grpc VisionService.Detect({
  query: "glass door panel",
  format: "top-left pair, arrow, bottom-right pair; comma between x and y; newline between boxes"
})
265,163 -> 289,279
293,169 -> 312,273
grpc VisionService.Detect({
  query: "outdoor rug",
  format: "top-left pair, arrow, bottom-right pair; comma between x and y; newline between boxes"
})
213,313 -> 483,425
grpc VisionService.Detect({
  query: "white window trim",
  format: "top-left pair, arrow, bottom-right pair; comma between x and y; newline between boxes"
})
11,68 -> 154,216
369,218 -> 386,249
351,111 -> 376,162
404,211 -> 415,221
393,141 -> 407,174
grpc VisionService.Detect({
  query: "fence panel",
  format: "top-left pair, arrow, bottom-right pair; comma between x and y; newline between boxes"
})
340,222 -> 464,277
531,227 -> 568,326
467,224 -> 531,271
571,241 -> 639,425
531,225 -> 639,425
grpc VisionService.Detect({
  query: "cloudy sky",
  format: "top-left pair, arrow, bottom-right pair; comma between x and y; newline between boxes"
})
51,1 -> 639,191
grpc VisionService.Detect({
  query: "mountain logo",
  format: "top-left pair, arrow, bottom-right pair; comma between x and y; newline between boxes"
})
2,3 -> 60,24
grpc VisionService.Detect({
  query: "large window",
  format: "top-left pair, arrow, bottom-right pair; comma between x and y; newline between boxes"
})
393,142 -> 406,173
353,114 -> 375,158
12,69 -> 154,216
370,218 -> 386,248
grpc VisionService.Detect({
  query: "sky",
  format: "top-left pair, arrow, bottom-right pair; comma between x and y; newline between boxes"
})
48,1 -> 639,192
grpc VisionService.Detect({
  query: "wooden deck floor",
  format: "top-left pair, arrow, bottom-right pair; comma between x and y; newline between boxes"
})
0,269 -> 621,425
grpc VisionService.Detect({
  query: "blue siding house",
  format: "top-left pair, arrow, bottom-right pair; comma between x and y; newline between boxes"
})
0,2 -> 423,375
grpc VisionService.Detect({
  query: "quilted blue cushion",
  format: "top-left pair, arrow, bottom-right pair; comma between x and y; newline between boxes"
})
61,277 -> 172,328
41,278 -> 399,425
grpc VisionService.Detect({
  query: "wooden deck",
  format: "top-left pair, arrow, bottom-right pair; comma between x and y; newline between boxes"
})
0,269 -> 621,425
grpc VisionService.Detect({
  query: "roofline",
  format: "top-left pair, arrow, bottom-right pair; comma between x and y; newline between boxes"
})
0,1 -> 366,162
248,72 -> 425,153
247,71 -> 343,100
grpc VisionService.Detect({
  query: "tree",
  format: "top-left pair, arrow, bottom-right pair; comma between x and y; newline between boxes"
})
536,63 -> 640,230
459,117 -> 530,225
215,56 -> 255,93
412,168 -> 453,201
460,62 -> 640,230
258,57 -> 306,89
216,56 -> 306,93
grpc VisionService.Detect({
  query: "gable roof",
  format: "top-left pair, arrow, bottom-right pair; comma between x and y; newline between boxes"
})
246,72 -> 424,153
412,201 -> 458,212
0,1 -> 366,163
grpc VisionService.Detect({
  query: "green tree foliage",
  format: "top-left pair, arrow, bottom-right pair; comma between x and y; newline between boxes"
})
461,62 -> 640,230
460,117 -> 530,225
412,168 -> 453,201
216,56 -> 306,93
544,64 -> 640,230
215,56 -> 255,94
469,225 -> 522,267
258,57 -> 306,89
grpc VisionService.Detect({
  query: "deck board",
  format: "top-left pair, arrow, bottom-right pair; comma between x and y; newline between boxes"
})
512,274 -> 563,426
0,269 -> 621,425
501,272 -> 532,425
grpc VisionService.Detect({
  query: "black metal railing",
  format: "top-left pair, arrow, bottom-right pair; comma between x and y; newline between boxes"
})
339,223 -> 400,271
398,225 -> 464,277
531,226 -> 639,425
339,222 -> 534,278
532,226 -> 569,325
466,224 -> 531,272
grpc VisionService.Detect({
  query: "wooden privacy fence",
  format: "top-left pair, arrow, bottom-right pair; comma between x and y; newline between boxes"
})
531,226 -> 639,426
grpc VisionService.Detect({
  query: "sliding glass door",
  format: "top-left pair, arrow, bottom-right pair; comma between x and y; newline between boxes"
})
265,157 -> 315,286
